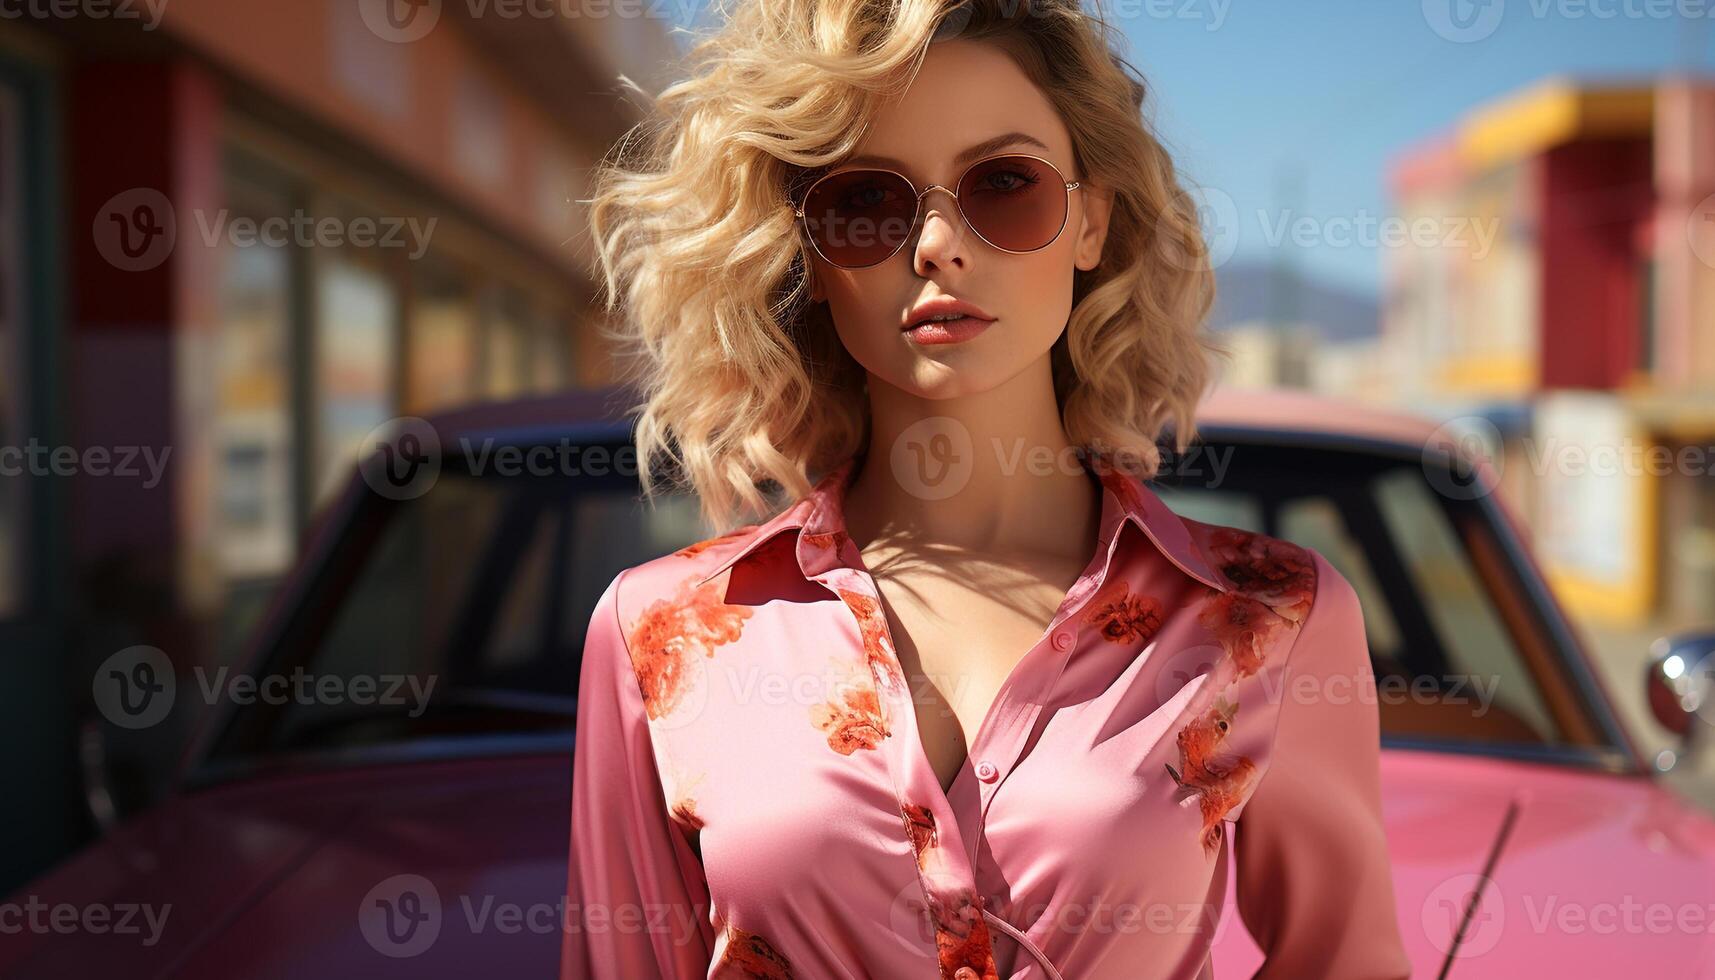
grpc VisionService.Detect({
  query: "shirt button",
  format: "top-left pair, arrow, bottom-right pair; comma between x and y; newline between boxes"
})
975,760 -> 999,782
1052,630 -> 1074,651
955,969 -> 979,980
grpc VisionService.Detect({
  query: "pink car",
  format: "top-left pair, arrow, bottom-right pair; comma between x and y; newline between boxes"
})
4,386 -> 1713,978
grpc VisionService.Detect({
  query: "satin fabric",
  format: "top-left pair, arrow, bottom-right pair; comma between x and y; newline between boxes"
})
563,452 -> 1410,979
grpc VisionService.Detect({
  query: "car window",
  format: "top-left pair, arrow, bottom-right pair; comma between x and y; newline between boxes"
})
1156,443 -> 1609,752
206,452 -> 707,763
1370,467 -> 1560,742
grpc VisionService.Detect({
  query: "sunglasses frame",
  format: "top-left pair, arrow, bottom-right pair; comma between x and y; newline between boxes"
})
791,152 -> 1082,269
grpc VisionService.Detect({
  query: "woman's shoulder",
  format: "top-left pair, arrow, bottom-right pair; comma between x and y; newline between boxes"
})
604,521 -> 776,615
1172,514 -> 1331,626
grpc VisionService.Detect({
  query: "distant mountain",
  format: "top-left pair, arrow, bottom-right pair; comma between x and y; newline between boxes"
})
1207,261 -> 1379,344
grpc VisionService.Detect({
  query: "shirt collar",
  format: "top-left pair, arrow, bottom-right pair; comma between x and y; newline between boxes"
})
692,451 -> 1232,595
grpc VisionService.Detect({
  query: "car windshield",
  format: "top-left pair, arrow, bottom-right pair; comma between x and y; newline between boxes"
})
1155,439 -> 1620,760
197,434 -> 1622,778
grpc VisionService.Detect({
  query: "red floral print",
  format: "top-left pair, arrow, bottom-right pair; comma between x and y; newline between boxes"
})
1164,695 -> 1259,856
675,526 -> 756,559
809,685 -> 891,754
801,528 -> 848,555
715,923 -> 795,979
1203,527 -> 1316,624
836,588 -> 907,694
1082,579 -> 1165,644
1196,590 -> 1292,681
627,577 -> 754,720
901,802 -> 938,870
928,892 -> 1001,980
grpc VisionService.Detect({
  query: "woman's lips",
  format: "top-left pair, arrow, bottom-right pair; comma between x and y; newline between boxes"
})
902,316 -> 993,345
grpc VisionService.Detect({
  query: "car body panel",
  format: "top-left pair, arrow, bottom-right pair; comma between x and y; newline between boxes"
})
9,386 -> 1712,977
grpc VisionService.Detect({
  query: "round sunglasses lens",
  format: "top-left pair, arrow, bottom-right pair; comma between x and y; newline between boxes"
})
957,155 -> 1068,252
802,169 -> 918,267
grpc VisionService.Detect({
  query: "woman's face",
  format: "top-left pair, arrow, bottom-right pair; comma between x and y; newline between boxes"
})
808,38 -> 1112,400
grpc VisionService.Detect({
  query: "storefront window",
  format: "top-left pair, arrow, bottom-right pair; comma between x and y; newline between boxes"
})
484,288 -> 530,400
531,306 -> 574,393
408,263 -> 478,413
315,256 -> 398,504
216,180 -> 295,579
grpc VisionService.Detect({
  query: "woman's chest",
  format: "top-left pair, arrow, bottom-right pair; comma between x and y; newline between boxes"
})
655,560 -> 1262,883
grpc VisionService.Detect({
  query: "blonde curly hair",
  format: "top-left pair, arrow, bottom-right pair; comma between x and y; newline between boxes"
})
584,0 -> 1226,531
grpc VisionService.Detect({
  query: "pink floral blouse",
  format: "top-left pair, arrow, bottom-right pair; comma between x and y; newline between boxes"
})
562,453 -> 1411,979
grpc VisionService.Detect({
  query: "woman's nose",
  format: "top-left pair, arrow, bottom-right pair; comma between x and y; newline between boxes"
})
912,188 -> 969,270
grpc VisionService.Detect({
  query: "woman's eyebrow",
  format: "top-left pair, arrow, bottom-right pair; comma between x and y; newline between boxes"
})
842,131 -> 1051,170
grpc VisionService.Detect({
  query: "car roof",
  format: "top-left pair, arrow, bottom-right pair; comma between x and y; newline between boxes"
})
1195,385 -> 1445,448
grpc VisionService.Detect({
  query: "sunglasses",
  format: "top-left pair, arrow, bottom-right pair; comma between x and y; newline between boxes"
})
792,152 -> 1082,269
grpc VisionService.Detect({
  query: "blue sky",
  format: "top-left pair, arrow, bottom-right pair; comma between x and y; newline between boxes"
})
1119,0 -> 1707,295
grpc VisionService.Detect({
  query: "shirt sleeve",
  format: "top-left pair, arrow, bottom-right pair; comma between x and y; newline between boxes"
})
1234,548 -> 1413,980
562,570 -> 716,980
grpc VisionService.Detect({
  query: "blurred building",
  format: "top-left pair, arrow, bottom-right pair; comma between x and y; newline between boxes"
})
0,0 -> 679,892
1385,75 -> 1715,629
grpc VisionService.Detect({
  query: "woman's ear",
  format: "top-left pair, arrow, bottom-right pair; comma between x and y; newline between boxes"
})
1074,179 -> 1114,272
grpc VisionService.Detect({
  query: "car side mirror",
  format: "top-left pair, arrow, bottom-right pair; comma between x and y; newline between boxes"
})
1644,629 -> 1715,764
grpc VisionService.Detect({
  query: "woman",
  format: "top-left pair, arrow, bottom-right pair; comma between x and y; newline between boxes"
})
564,0 -> 1411,976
